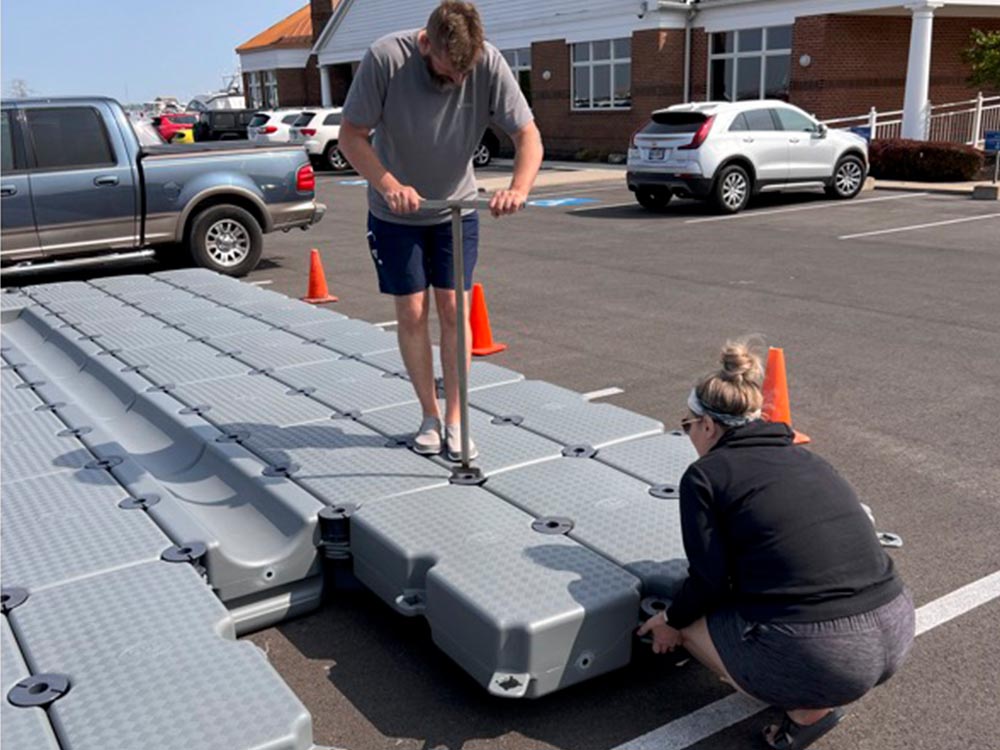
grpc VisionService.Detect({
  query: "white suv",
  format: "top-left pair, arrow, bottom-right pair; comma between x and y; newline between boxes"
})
289,108 -> 349,171
247,109 -> 304,143
627,100 -> 868,214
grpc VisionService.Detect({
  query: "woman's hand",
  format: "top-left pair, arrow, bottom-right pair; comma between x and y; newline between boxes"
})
637,613 -> 684,654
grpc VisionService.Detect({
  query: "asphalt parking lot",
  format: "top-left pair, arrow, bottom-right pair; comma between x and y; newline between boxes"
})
6,171 -> 999,750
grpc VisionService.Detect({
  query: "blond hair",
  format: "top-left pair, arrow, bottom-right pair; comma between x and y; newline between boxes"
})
426,2 -> 485,72
694,339 -> 764,421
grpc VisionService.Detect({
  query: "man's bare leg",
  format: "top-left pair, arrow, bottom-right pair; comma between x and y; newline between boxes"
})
394,291 -> 438,419
433,287 -> 471,426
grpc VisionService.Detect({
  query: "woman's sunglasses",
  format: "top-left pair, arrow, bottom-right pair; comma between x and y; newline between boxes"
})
680,416 -> 701,434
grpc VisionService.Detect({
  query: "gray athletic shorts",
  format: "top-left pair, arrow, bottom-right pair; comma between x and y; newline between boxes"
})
708,588 -> 915,709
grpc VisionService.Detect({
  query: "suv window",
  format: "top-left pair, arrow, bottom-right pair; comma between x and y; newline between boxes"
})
2,110 -> 19,171
27,107 -> 115,170
775,108 -> 817,132
214,113 -> 236,129
643,112 -> 706,134
248,114 -> 271,128
729,113 -> 750,132
742,109 -> 778,131
322,112 -> 342,126
293,113 -> 316,127
281,113 -> 300,124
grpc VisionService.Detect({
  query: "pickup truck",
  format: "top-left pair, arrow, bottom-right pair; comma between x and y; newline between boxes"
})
1,97 -> 325,277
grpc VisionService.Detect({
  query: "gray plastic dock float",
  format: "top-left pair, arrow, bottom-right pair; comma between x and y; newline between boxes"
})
7,561 -> 313,750
469,380 -> 664,449
2,617 -> 60,750
486,457 -> 690,597
596,431 -> 699,487
351,484 -> 642,698
359,401 -> 565,476
361,347 -> 525,392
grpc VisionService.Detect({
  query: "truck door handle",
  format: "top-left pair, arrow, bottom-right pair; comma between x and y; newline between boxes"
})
94,175 -> 119,186
0,185 -> 17,197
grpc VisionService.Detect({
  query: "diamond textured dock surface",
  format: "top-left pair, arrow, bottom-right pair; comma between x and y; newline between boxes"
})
361,347 -> 524,392
1,617 -> 60,750
239,418 -> 451,506
470,380 -> 664,448
1,410 -> 93,484
172,375 -> 335,428
272,358 -> 420,413
359,401 -> 564,476
1,468 -> 171,592
2,367 -> 46,415
486,457 -> 690,596
596,431 -> 699,486
9,562 -> 313,750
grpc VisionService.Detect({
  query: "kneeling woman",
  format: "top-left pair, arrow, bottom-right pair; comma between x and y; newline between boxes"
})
639,342 -> 914,749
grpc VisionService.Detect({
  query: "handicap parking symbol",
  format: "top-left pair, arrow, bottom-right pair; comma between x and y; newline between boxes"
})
527,197 -> 599,207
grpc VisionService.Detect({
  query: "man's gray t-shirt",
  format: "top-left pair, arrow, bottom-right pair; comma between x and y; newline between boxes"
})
342,30 -> 534,226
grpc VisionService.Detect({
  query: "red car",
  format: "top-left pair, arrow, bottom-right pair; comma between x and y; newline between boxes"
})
152,112 -> 198,141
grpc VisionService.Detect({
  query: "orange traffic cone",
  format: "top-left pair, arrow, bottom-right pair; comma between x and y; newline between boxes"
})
302,248 -> 338,304
762,347 -> 810,444
470,283 -> 506,356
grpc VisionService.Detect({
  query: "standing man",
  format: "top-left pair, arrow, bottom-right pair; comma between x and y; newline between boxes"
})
339,1 -> 543,460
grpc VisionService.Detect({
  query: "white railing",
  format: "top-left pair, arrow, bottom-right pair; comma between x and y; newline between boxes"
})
822,93 -> 1000,147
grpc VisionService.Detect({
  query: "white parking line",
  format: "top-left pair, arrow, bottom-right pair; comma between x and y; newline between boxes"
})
684,192 -> 927,224
583,386 -> 624,400
839,212 -> 1000,240
610,569 -> 1000,750
374,320 -> 398,328
249,279 -> 273,286
570,202 -> 639,213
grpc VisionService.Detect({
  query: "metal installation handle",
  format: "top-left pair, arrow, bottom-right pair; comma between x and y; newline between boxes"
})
420,198 -> 495,471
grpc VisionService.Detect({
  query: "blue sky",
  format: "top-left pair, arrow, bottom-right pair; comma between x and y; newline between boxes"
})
2,0 -> 305,104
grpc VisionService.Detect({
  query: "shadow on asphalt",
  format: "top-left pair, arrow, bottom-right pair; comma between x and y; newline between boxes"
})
273,589 -> 734,750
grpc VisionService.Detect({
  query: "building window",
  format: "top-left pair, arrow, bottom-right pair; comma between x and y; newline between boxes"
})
571,38 -> 631,110
248,73 -> 263,109
709,26 -> 792,102
263,70 -> 279,108
502,47 -> 532,105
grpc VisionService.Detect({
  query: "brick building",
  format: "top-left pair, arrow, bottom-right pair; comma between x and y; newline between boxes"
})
236,1 -> 351,110
243,0 -> 1000,156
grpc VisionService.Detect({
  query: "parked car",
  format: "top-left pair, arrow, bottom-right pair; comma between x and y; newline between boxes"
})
1,97 -> 325,277
626,100 -> 869,214
474,128 -> 500,168
193,109 -> 257,141
290,108 -> 349,171
152,112 -> 198,142
248,109 -> 304,144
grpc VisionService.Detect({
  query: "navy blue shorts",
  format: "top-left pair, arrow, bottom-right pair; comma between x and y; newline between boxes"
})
366,212 -> 479,295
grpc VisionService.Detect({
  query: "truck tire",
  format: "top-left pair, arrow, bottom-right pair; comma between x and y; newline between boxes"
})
187,205 -> 263,277
324,142 -> 350,172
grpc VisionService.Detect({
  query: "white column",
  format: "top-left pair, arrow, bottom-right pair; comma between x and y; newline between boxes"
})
319,64 -> 332,107
901,1 -> 942,140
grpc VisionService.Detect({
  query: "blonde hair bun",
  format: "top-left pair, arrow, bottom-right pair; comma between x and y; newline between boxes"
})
695,338 -> 765,420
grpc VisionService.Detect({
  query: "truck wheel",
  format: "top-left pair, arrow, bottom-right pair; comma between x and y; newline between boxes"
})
188,205 -> 263,277
711,164 -> 751,214
324,143 -> 350,172
635,187 -> 672,211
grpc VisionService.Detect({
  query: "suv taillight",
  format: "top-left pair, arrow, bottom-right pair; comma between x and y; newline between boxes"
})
261,125 -> 278,134
296,164 -> 315,192
630,121 -> 650,148
679,116 -> 716,150
300,128 -> 317,137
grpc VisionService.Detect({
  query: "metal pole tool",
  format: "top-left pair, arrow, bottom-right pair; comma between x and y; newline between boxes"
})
421,197 -> 495,485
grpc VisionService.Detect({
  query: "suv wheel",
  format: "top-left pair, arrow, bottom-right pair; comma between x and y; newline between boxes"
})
188,205 -> 263,277
635,187 -> 672,211
827,155 -> 866,199
712,165 -> 751,214
324,143 -> 350,172
472,142 -> 493,168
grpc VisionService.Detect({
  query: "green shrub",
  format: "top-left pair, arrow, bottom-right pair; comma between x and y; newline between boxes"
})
869,139 -> 985,182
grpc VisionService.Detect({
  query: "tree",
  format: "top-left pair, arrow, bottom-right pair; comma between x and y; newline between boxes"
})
963,29 -> 1000,91
7,79 -> 33,98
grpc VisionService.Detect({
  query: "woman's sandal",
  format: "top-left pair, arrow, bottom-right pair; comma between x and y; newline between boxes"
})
762,707 -> 845,749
